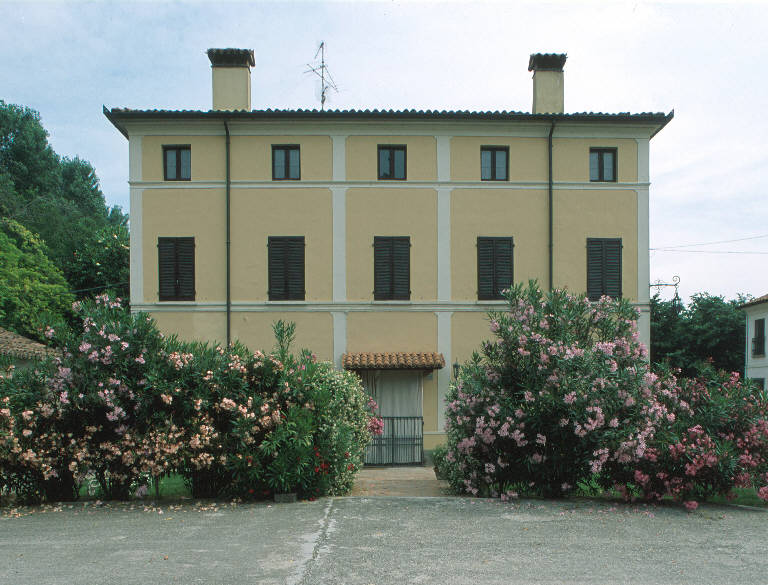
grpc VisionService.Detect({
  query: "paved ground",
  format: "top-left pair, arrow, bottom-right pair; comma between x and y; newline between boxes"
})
1,468 -> 767,584
347,465 -> 449,497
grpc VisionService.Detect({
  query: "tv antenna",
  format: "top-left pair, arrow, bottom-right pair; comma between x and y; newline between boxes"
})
305,41 -> 338,111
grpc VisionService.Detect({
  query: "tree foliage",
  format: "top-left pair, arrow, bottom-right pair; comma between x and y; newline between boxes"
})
0,218 -> 73,339
0,101 -> 128,301
650,293 -> 745,376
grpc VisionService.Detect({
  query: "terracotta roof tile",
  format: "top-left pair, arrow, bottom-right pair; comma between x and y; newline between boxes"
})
342,352 -> 445,371
742,294 -> 768,309
0,327 -> 61,361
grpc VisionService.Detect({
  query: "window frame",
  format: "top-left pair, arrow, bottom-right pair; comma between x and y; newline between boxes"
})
163,145 -> 191,181
480,146 -> 509,181
267,236 -> 305,301
477,237 -> 514,300
157,236 -> 195,301
377,145 -> 407,181
271,145 -> 301,181
586,237 -> 622,301
373,236 -> 410,300
589,147 -> 617,182
753,318 -> 766,357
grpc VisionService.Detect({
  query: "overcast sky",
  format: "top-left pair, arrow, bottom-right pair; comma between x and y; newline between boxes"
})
3,0 -> 767,303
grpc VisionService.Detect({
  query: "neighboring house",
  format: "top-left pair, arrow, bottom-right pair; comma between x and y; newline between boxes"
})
0,326 -> 60,371
741,294 -> 768,389
104,49 -> 672,463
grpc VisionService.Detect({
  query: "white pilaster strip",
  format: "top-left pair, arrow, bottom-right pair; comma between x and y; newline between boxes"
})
436,135 -> 451,182
128,135 -> 143,309
436,311 -> 453,434
437,188 -> 452,301
333,311 -> 347,369
331,135 -> 346,181
636,138 -> 651,351
332,187 -> 347,302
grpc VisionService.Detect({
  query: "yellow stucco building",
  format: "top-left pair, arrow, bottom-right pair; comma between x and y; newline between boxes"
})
105,49 -> 671,463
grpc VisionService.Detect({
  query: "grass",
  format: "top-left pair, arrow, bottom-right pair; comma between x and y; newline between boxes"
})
78,473 -> 191,501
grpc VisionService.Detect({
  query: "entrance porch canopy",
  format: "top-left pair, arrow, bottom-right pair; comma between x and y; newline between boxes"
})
342,352 -> 445,371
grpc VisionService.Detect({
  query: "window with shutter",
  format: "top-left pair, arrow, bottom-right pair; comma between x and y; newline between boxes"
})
477,237 -> 514,300
374,236 -> 410,300
586,238 -> 622,301
272,145 -> 301,180
268,236 -> 305,300
589,148 -> 617,182
158,237 -> 195,301
480,147 -> 509,181
163,146 -> 191,181
377,145 -> 407,180
753,318 -> 766,356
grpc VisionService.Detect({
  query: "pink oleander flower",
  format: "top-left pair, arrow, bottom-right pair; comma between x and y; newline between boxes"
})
44,327 -> 55,339
564,392 -> 577,404
683,500 -> 698,512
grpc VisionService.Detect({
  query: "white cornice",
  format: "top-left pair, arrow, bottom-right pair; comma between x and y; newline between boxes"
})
129,180 -> 650,190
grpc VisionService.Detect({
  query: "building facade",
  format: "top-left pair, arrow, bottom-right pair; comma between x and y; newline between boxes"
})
742,295 -> 768,389
105,49 -> 672,457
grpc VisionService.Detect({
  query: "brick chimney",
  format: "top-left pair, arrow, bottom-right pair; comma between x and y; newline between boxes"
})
206,48 -> 255,111
528,53 -> 567,114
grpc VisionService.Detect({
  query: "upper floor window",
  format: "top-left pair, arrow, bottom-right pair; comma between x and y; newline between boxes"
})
586,238 -> 622,300
477,237 -> 513,300
753,318 -> 766,356
480,147 -> 508,181
374,236 -> 410,300
378,145 -> 407,180
163,146 -> 191,181
268,236 -> 305,300
158,237 -> 195,301
589,148 -> 616,182
272,145 -> 300,180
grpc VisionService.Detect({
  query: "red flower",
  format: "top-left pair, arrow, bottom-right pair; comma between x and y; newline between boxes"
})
314,467 -> 320,473
248,488 -> 255,494
347,464 -> 355,471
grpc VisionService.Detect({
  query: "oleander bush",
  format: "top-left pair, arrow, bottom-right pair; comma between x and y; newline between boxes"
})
0,300 -> 378,503
444,281 -> 768,508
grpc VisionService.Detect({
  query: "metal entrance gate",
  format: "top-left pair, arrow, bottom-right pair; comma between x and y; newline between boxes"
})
365,416 -> 424,465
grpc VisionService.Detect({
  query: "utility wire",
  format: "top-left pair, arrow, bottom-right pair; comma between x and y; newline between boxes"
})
68,282 -> 129,294
651,233 -> 768,249
650,249 -> 768,255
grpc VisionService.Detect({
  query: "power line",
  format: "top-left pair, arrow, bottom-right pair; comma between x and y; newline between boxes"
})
652,233 -> 768,249
68,282 -> 129,294
650,249 -> 768,255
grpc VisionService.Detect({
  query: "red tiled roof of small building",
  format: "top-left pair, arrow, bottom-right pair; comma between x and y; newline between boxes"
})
342,352 -> 446,371
0,327 -> 61,361
741,294 -> 768,309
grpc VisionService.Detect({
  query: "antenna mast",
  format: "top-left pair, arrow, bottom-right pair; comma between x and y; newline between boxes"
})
305,41 -> 338,111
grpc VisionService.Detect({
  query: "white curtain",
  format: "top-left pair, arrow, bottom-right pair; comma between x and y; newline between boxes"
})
362,370 -> 422,417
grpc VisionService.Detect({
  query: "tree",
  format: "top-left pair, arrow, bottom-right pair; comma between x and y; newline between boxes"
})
0,100 -> 129,298
0,218 -> 73,340
650,292 -> 745,376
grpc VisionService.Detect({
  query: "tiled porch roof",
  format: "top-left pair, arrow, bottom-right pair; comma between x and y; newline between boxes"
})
0,327 -> 61,361
342,352 -> 446,371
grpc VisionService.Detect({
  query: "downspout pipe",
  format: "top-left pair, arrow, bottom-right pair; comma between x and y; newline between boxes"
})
548,120 -> 555,291
224,120 -> 231,346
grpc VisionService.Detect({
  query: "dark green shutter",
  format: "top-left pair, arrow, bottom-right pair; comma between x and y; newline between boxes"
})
493,238 -> 513,297
478,237 -> 513,300
269,237 -> 304,300
587,238 -> 621,300
477,239 -> 495,300
374,236 -> 409,300
392,238 -> 410,300
158,237 -> 194,301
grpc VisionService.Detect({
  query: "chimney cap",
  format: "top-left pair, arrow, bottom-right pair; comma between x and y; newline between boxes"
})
207,48 -> 255,68
528,53 -> 567,72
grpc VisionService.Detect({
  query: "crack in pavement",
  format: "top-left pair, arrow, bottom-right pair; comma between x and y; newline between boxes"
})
291,498 -> 335,585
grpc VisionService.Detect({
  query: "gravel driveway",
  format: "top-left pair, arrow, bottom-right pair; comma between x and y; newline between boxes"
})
1,496 -> 766,585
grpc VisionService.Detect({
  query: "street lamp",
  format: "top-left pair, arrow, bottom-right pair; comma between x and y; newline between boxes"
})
452,360 -> 460,380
